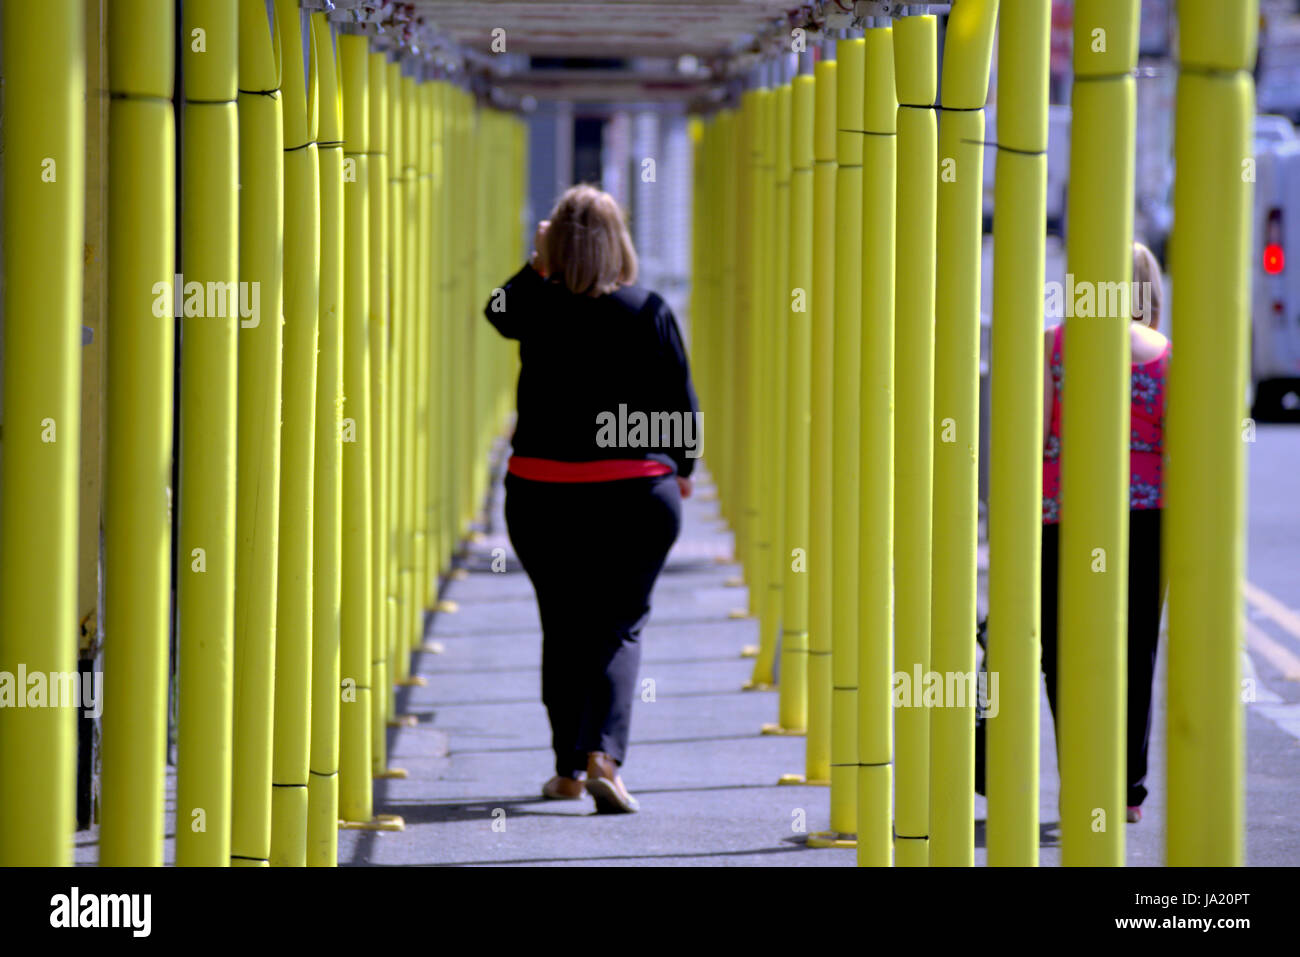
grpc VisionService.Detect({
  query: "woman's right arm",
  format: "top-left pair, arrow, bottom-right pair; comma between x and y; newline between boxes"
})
483,261 -> 546,341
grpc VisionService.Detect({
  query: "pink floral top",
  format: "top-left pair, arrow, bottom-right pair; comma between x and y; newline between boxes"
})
1042,323 -> 1169,525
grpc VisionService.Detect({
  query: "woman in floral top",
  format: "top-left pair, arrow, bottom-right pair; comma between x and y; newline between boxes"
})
1040,242 -> 1169,823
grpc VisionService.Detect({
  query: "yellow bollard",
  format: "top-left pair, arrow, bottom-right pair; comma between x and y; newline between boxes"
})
270,0 -> 320,868
337,32 -> 376,827
892,13 -> 938,870
733,92 -> 755,602
987,0 -> 1050,867
386,59 -> 406,700
0,0 -> 85,867
231,0 -> 284,867
308,10 -> 344,867
368,51 -> 395,768
1058,0 -> 1138,866
815,34 -> 865,847
1165,0 -> 1256,867
769,72 -> 810,737
857,25 -> 898,868
930,0 -> 997,868
426,81 -> 445,603
716,111 -> 738,533
176,0 -> 239,868
746,85 -> 776,688
793,56 -> 837,790
412,80 -> 431,638
398,75 -> 421,686
99,0 -> 175,869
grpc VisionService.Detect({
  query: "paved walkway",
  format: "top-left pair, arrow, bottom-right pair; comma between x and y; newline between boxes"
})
337,444 -> 1300,866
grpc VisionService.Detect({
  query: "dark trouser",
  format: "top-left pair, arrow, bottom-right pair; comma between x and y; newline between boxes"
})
504,471 -> 681,779
978,508 -> 1164,808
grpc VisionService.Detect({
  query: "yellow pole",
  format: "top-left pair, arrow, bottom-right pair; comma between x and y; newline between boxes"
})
761,80 -> 792,695
431,83 -> 447,605
892,13 -> 938,870
747,84 -> 775,686
747,88 -> 772,630
1058,0 -> 1137,866
802,56 -> 836,789
818,34 -> 865,846
231,0 -> 283,867
437,81 -> 455,582
368,50 -> 393,773
176,0 -> 239,868
399,74 -> 419,685
771,71 -> 810,736
413,80 -> 431,637
386,59 -> 405,696
99,0 -> 175,868
0,0 -> 85,867
1165,0 -> 1255,866
857,24 -> 897,868
714,111 -> 735,531
270,0 -> 320,868
733,92 -> 754,601
308,9 -> 344,867
987,0 -> 1050,867
717,111 -> 737,531
338,31 -> 374,825
930,0 -> 997,868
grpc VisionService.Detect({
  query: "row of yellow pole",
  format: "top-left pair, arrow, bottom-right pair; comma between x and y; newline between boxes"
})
689,0 -> 1252,866
0,0 -> 524,865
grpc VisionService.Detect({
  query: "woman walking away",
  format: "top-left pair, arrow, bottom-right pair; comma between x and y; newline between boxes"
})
484,185 -> 700,814
1040,241 -> 1170,823
977,242 -> 1169,825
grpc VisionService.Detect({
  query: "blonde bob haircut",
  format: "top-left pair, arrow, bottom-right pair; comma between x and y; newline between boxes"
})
541,185 -> 638,297
1132,241 -> 1164,328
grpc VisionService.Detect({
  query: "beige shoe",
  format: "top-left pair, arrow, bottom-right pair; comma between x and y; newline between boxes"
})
585,752 -> 639,813
542,775 -> 585,800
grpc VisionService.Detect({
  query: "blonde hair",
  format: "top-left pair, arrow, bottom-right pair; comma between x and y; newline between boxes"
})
541,185 -> 638,297
1132,241 -> 1164,328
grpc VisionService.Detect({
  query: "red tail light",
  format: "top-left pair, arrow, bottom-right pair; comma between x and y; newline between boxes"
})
1265,208 -> 1285,274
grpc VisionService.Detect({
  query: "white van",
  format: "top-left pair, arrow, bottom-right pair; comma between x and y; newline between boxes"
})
1252,114 -> 1300,414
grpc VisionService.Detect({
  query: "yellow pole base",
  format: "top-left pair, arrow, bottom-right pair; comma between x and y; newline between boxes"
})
741,680 -> 776,692
761,723 -> 806,736
895,837 -> 929,868
373,767 -> 408,780
806,831 -> 857,849
395,675 -> 428,687
778,773 -> 829,786
739,644 -> 759,656
434,600 -> 458,613
232,858 -> 271,867
387,714 -> 418,728
339,814 -> 405,832
421,640 -> 446,654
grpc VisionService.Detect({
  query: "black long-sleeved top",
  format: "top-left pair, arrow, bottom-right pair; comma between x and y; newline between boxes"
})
484,262 -> 701,479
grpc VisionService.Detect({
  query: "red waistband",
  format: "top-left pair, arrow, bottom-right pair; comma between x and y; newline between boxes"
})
507,455 -> 673,483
